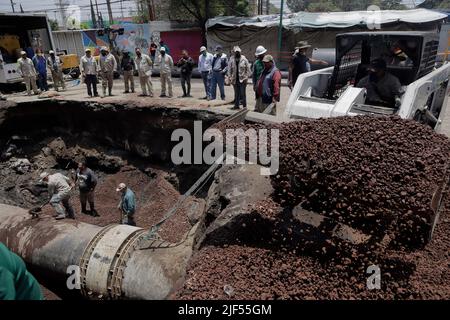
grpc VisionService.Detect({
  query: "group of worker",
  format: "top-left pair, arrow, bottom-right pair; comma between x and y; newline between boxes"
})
17,49 -> 66,95
38,162 -> 137,226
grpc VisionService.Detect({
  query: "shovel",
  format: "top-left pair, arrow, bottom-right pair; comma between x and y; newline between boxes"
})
28,201 -> 50,218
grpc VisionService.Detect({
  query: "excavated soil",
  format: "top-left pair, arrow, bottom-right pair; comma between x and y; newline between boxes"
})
175,116 -> 450,300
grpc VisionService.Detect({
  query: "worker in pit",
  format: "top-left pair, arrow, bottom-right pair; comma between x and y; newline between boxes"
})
39,172 -> 75,220
116,183 -> 136,226
74,161 -> 99,217
356,58 -> 404,109
0,242 -> 43,300
99,46 -> 117,97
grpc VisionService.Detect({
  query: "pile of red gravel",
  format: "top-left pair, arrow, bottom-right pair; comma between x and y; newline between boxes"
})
175,116 -> 450,300
219,116 -> 450,246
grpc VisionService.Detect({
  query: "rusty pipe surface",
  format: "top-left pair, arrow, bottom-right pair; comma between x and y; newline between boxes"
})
0,204 -> 195,300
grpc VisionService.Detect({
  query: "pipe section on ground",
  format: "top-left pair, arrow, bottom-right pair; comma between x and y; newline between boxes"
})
0,204 -> 195,300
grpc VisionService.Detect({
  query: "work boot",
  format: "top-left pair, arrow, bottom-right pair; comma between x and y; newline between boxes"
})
81,207 -> 88,215
90,209 -> 99,217
55,213 -> 66,220
108,88 -> 113,96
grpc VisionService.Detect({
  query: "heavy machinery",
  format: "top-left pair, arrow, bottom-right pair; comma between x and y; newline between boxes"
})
0,13 -> 55,84
285,31 -> 450,131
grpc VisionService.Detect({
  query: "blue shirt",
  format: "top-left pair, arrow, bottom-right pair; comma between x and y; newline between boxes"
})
120,188 -> 136,215
32,55 -> 47,75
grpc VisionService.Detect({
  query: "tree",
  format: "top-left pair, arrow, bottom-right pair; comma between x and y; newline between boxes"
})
418,0 -> 450,9
380,0 -> 406,9
49,19 -> 59,31
307,0 -> 340,12
286,0 -> 308,12
224,0 -> 250,16
167,0 -> 224,44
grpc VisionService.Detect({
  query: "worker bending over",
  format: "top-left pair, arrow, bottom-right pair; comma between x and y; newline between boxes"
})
39,172 -> 75,220
116,183 -> 136,226
356,58 -> 403,109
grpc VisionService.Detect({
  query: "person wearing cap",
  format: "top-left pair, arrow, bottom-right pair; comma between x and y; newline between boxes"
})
135,47 -> 154,97
228,46 -> 251,110
39,172 -> 75,220
47,50 -> 66,92
32,48 -> 48,92
210,45 -> 228,101
288,41 -> 328,90
74,161 -> 98,217
159,40 -> 170,55
177,50 -> 195,98
17,51 -> 39,96
256,55 -> 282,115
156,47 -> 174,98
198,46 -> 213,100
116,183 -> 136,226
120,50 -> 135,94
99,46 -> 117,97
80,48 -> 99,97
356,58 -> 403,108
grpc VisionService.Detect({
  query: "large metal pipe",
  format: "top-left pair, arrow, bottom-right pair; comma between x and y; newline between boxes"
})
0,204 -> 195,300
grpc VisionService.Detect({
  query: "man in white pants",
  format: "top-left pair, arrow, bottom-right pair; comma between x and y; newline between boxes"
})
156,47 -> 173,98
17,51 -> 38,96
135,47 -> 153,97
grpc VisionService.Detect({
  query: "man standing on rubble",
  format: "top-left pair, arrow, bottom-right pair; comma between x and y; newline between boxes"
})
80,48 -> 99,97
74,162 -> 98,217
17,51 -> 39,96
39,172 -> 75,220
99,46 -> 117,97
135,47 -> 154,97
116,183 -> 136,226
256,55 -> 282,115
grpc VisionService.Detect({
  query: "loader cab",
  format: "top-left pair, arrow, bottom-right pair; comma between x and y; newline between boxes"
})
327,32 -> 439,102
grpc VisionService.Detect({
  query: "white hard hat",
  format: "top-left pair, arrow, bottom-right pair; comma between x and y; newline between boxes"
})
160,47 -> 166,52
100,46 -> 108,52
20,51 -> 26,55
49,50 -> 54,54
116,183 -> 126,192
233,46 -> 241,53
200,46 -> 207,52
255,45 -> 267,56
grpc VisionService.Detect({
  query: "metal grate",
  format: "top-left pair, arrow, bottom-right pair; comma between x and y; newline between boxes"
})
418,40 -> 439,78
327,42 -> 362,100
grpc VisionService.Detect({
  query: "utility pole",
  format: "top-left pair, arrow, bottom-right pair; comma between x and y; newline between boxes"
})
10,0 -> 15,13
55,0 -> 67,29
277,0 -> 284,65
146,0 -> 155,21
106,0 -> 114,24
265,0 -> 269,14
90,0 -> 97,28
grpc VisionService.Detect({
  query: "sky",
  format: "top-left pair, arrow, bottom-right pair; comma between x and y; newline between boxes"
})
0,0 -> 426,25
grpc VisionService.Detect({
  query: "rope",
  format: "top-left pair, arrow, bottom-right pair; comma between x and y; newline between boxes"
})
141,153 -> 225,242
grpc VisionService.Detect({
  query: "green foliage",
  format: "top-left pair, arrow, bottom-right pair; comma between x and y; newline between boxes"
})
49,19 -> 59,31
418,0 -> 450,9
307,0 -> 340,12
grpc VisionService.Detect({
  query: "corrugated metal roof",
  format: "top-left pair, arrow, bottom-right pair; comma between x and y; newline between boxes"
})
206,9 -> 448,29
